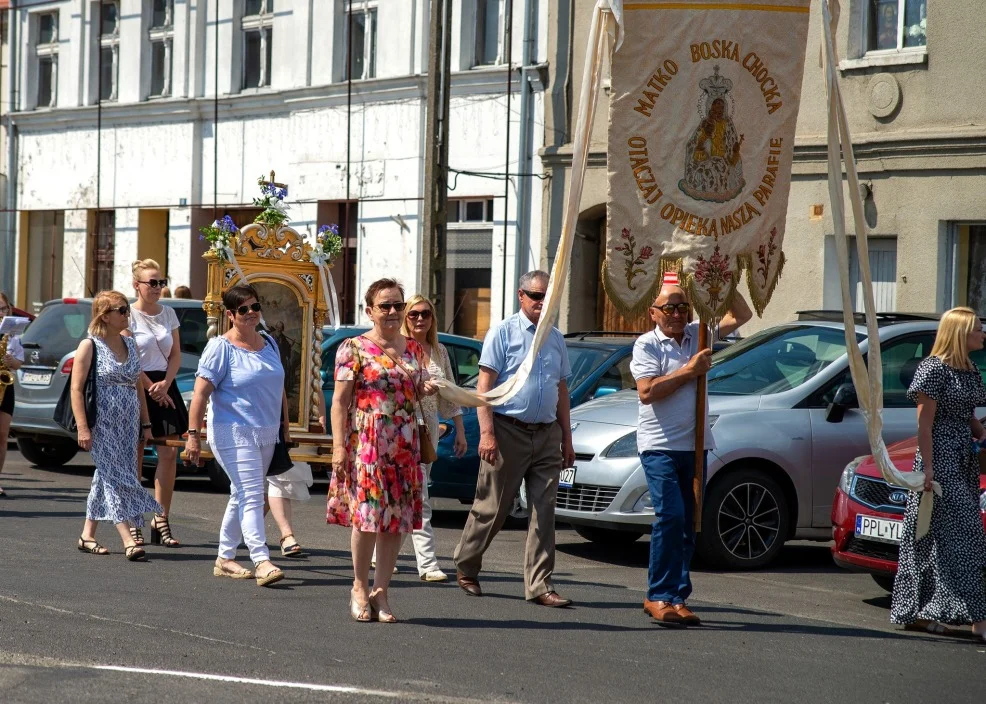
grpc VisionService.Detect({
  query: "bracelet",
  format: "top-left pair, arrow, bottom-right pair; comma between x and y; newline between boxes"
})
141,422 -> 152,430
187,429 -> 199,437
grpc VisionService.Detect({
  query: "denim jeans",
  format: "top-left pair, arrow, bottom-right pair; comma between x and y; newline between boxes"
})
640,450 -> 707,604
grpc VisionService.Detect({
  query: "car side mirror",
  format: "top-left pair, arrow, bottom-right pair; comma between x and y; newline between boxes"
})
825,383 -> 858,423
592,385 -> 619,400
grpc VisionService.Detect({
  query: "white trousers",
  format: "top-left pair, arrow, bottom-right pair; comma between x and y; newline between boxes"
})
213,442 -> 274,565
372,463 -> 440,576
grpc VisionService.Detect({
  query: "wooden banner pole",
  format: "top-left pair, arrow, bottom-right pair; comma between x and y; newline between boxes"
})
693,322 -> 709,533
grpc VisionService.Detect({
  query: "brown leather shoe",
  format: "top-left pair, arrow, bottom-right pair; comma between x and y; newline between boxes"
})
643,599 -> 687,628
456,572 -> 483,597
532,591 -> 573,607
673,603 -> 701,626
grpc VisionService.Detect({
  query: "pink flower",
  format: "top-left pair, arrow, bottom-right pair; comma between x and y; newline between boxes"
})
621,228 -> 631,240
639,246 -> 653,259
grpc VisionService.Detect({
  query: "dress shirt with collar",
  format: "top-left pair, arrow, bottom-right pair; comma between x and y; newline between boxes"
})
478,311 -> 571,424
630,321 -> 715,453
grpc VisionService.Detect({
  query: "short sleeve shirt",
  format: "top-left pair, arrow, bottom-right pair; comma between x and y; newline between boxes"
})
479,312 -> 571,424
630,321 -> 715,453
129,306 -> 180,372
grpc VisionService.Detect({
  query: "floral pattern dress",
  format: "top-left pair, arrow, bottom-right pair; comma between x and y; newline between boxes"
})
890,356 -> 986,626
326,336 -> 425,533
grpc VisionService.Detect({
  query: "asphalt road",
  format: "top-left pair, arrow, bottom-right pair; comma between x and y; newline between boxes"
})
1,449 -> 983,703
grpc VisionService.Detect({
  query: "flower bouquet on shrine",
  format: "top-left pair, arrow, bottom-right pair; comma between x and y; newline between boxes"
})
198,215 -> 239,262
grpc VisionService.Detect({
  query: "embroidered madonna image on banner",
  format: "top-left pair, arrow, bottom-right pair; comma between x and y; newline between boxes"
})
604,0 -> 811,321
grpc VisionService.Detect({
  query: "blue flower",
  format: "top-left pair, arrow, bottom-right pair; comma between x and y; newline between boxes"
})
277,188 -> 288,200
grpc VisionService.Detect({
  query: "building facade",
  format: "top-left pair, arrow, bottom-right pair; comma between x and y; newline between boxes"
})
542,0 -> 986,333
4,0 -> 550,338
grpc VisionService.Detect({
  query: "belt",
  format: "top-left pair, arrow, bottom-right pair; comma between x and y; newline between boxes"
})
495,414 -> 555,432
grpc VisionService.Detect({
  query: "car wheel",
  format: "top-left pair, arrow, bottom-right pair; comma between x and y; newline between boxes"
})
697,468 -> 790,569
871,573 -> 896,592
207,460 -> 230,492
16,438 -> 78,467
572,525 -> 645,545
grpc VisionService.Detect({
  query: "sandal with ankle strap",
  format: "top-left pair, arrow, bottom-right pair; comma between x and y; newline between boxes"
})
125,545 -> 147,562
78,536 -> 109,555
151,514 -> 180,547
128,524 -> 145,547
279,534 -> 306,558
255,560 -> 284,587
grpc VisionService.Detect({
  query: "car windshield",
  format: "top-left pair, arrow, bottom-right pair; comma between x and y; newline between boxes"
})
19,303 -> 90,352
566,345 -> 611,390
707,325 -> 861,395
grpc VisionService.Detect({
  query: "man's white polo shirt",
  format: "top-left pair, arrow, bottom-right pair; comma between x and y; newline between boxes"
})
630,321 -> 715,453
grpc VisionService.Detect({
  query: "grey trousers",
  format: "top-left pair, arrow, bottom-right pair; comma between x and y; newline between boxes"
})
454,415 -> 563,599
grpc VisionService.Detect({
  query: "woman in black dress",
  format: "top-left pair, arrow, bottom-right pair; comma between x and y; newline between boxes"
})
891,306 -> 986,641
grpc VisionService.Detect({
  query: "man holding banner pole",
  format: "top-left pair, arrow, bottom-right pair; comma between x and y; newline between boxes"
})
631,276 -> 751,627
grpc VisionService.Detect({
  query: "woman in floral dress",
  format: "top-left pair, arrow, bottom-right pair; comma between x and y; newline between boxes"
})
329,278 -> 437,623
890,307 -> 986,641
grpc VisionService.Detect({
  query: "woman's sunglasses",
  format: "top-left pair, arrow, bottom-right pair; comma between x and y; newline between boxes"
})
233,302 -> 262,315
406,309 -> 433,321
375,302 -> 407,313
138,278 -> 168,289
110,305 -> 130,316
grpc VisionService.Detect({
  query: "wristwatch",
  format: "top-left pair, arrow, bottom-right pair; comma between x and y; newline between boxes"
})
187,428 -> 199,437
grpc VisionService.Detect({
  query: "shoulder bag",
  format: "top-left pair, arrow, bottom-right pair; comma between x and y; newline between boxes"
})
259,331 -> 294,476
371,337 -> 438,464
54,338 -> 98,433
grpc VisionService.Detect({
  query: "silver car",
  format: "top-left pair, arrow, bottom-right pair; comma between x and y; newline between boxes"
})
559,313 -> 976,569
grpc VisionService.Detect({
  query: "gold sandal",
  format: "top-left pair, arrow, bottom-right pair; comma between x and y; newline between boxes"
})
213,559 -> 254,579
255,560 -> 284,587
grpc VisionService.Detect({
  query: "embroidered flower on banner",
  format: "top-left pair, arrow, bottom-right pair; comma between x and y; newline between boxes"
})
694,245 -> 732,309
613,227 -> 653,290
756,227 -> 779,288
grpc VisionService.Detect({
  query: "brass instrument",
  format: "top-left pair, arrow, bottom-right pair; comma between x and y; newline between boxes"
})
0,334 -> 13,393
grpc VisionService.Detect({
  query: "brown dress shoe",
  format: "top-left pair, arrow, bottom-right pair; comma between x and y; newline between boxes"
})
532,591 -> 573,607
643,599 -> 687,628
673,603 -> 701,626
456,572 -> 483,597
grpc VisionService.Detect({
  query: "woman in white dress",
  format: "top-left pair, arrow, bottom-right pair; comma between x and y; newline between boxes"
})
126,259 -> 189,548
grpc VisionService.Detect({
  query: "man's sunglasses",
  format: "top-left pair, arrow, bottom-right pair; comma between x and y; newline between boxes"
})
651,303 -> 690,315
406,309 -> 433,320
138,278 -> 168,289
110,305 -> 130,316
233,302 -> 262,315
375,302 -> 407,313
521,290 -> 546,301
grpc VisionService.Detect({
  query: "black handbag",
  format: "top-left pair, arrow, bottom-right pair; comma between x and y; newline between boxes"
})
54,338 -> 98,433
258,330 -> 293,476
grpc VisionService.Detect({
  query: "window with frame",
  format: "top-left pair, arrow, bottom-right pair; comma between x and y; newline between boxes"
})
866,0 -> 927,53
346,1 -> 377,81
148,0 -> 174,98
474,0 -> 501,67
35,12 -> 59,109
98,1 -> 120,102
242,0 -> 274,90
449,198 -> 495,224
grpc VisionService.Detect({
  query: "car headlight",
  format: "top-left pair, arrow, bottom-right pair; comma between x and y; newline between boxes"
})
980,489 -> 986,512
603,432 -> 638,458
632,491 -> 653,512
839,456 -> 867,494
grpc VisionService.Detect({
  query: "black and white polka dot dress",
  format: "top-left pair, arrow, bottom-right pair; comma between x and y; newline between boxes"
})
890,355 -> 986,626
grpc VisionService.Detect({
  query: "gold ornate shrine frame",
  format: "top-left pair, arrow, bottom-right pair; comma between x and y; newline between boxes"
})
202,223 -> 329,433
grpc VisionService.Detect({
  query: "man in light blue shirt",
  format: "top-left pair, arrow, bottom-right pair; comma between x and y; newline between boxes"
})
454,270 -> 576,607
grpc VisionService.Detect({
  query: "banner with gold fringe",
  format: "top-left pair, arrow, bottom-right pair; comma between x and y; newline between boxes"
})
605,0 -> 811,322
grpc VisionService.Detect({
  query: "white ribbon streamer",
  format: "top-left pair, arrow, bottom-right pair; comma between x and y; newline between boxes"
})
434,0 -> 617,409
821,0 -> 938,540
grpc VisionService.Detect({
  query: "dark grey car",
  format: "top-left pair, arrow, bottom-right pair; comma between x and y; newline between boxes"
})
11,298 -> 208,467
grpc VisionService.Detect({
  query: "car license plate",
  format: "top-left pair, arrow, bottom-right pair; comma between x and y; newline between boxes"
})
20,371 -> 52,386
855,515 -> 903,545
559,466 -> 576,489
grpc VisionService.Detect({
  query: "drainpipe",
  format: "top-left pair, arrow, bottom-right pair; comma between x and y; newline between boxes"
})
4,3 -> 19,297
513,0 -> 536,288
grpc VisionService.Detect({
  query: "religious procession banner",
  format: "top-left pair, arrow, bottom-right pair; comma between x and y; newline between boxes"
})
605,0 -> 811,321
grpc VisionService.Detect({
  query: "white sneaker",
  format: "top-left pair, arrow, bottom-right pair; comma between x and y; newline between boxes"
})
421,569 -> 449,583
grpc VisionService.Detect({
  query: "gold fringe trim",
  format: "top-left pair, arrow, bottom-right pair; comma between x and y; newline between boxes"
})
738,250 -> 786,318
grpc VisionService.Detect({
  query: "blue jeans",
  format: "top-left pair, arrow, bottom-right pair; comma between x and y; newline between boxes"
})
641,450 -> 706,604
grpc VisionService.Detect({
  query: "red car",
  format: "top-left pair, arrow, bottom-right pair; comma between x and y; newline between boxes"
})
831,435 -> 986,591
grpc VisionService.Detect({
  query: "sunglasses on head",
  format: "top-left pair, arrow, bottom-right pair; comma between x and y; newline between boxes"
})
111,305 -> 130,316
138,278 -> 168,289
652,303 -> 690,315
375,302 -> 407,313
406,309 -> 433,320
521,289 -> 546,301
233,302 -> 262,316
